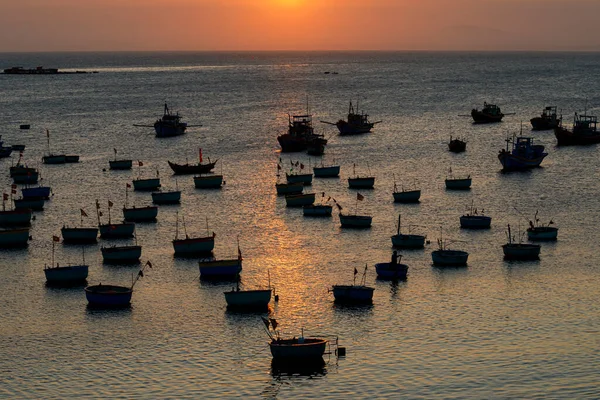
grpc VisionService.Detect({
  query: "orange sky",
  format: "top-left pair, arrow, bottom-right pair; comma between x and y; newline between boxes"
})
1,0 -> 599,52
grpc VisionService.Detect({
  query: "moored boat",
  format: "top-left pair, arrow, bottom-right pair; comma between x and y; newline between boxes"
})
321,101 -> 381,135
0,208 -> 32,227
527,211 -> 558,241
275,182 -> 304,196
14,198 -> 44,211
45,239 -> 88,284
303,204 -> 333,217
375,262 -> 409,280
199,258 -> 242,280
459,203 -> 491,229
224,280 -> 271,309
61,227 -> 98,243
0,227 -> 30,247
445,174 -> 472,190
85,261 -> 152,307
331,266 -> 374,304
313,164 -> 340,178
339,214 -> 372,228
22,186 -> 51,200
101,245 -> 142,263
167,160 -> 217,175
471,102 -> 504,123
431,232 -> 468,266
65,155 -> 79,163
391,214 -> 426,248
392,182 -> 421,203
498,135 -> 547,171
43,154 -> 66,164
96,199 -> 136,238
286,171 -> 313,185
278,112 -> 327,153
194,174 -> 223,189
503,224 -> 541,260
123,206 -> 158,222
531,106 -> 561,130
133,177 -> 161,191
151,190 -> 181,204
348,163 -> 375,189
285,192 -> 315,207
109,149 -> 132,170
554,112 -> 600,146
172,214 -> 215,256
448,136 -> 467,153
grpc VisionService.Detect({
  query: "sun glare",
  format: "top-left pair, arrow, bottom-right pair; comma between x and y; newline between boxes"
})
273,0 -> 302,7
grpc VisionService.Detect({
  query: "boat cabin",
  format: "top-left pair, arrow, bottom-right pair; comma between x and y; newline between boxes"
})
573,114 -> 598,133
482,102 -> 501,115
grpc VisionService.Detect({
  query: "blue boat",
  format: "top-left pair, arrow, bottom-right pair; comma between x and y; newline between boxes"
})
133,178 -> 161,191
199,258 -> 242,279
193,174 -> 223,188
498,136 -> 547,171
22,186 -> 51,200
0,209 -> 32,227
45,265 -> 88,284
123,206 -> 158,222
14,198 -> 44,211
151,190 -> 181,204
101,245 -> 142,263
0,228 -> 30,247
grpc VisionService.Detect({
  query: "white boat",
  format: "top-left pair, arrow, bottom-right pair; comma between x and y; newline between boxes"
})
391,214 -> 426,248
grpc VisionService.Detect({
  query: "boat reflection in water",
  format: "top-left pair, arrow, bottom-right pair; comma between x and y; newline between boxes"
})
270,357 -> 327,378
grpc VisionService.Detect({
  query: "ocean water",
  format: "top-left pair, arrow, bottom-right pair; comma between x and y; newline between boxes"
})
0,51 -> 600,399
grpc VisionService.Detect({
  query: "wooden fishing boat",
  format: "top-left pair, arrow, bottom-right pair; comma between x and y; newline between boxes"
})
44,241 -> 88,284
445,175 -> 472,190
286,172 -> 313,185
331,266 -> 374,304
527,214 -> 558,241
0,208 -> 32,227
151,190 -> 181,204
278,112 -> 327,153
459,203 -> 491,229
43,154 -> 66,164
531,106 -> 561,130
321,101 -> 381,135
339,214 -> 372,228
132,178 -> 161,191
391,214 -> 426,248
85,261 -> 152,307
392,182 -> 421,203
194,174 -> 223,189
11,165 -> 39,184
224,285 -> 271,309
285,192 -> 315,207
99,222 -> 135,238
498,135 -> 547,171
555,112 -> 600,146
172,215 -> 215,256
471,102 -> 504,123
270,337 -> 328,360
503,224 -> 540,260
448,136 -> 467,153
109,159 -> 133,170
123,206 -> 158,222
0,227 -> 30,247
65,155 -> 79,163
275,182 -> 304,196
61,227 -> 98,243
431,233 -> 468,266
303,204 -> 332,217
348,164 -> 375,189
313,164 -> 340,178
199,258 -> 242,279
167,160 -> 217,175
101,245 -> 142,263
134,103 -> 199,137
14,198 -> 44,211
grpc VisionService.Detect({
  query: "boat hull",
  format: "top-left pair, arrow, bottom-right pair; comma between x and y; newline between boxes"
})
151,191 -> 181,204
12,172 -> 39,184
277,134 -> 307,152
339,214 -> 372,228
527,227 -> 558,241
199,259 -> 242,279
133,178 -> 161,191
275,183 -> 304,195
332,285 -> 374,303
99,222 -> 135,238
286,173 -> 313,185
391,234 -> 425,248
193,175 -> 223,189
45,265 -> 88,284
313,166 -> 340,177
269,338 -> 327,360
393,190 -> 421,203
348,177 -> 375,189
173,236 -> 215,255
445,178 -> 472,190
531,117 -> 559,131
459,215 -> 492,229
14,198 -> 44,211
432,250 -> 469,266
498,152 -> 547,171
0,209 -> 32,227
503,244 -> 541,260
109,159 -> 133,170
168,161 -> 216,175
303,205 -> 332,216
22,186 -> 51,200
101,246 -> 142,263
285,193 -> 315,207
337,121 -> 374,135
61,227 -> 98,243
554,126 -> 600,146
43,154 -> 66,164
65,155 -> 79,163
375,262 -> 409,280
448,140 -> 467,153
154,123 -> 186,137
123,206 -> 158,222
85,285 -> 133,307
0,228 -> 29,247
471,110 -> 504,123
224,289 -> 271,309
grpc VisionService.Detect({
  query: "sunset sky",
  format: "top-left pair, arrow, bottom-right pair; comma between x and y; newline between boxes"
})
1,0 -> 599,52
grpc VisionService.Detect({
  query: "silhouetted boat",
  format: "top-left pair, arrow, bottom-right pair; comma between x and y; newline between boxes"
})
14,198 -> 44,211
264,319 -> 328,360
194,174 -> 223,189
498,135 -> 547,171
0,208 -> 32,227
286,170 -> 313,185
554,112 -> 600,146
527,211 -> 558,241
151,190 -> 181,204
375,261 -> 408,280
133,178 -> 161,191
109,149 -> 132,170
0,227 -> 29,247
199,258 -> 242,279
331,266 -> 374,304
431,230 -> 468,266
278,111 -> 327,153
275,182 -> 304,195
61,227 -> 98,243
85,261 -> 152,307
285,193 -> 315,207
134,103 -> 199,137
123,206 -> 158,222
101,245 -> 142,263
338,193 -> 372,228
168,160 -> 217,175
44,240 -> 88,284
391,214 -> 426,248
0,136 -> 12,158
21,186 -> 51,200
65,155 -> 79,163
471,102 -> 504,123
445,170 -> 472,190
348,164 -> 375,189
503,224 -> 540,260
96,199 -> 136,238
448,136 -> 466,153
321,101 -> 381,135
531,106 -> 561,130
172,215 -> 215,256
303,204 -> 332,216
313,164 -> 340,178
10,162 -> 39,184
459,202 -> 491,229
392,181 -> 421,203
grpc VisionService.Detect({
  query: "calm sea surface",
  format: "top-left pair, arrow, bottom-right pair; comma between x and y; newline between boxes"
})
1,52 -> 599,399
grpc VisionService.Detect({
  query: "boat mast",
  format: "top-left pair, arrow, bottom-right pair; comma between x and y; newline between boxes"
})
175,211 -> 179,240
397,214 -> 401,235
108,200 -> 112,224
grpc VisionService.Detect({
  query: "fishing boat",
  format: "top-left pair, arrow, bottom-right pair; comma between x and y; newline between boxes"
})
101,245 -> 142,263
285,192 -> 315,207
41,129 -> 68,164
134,103 -> 199,137
527,211 -> 558,241
448,136 -> 467,153
375,251 -> 409,280
60,208 -> 98,243
14,197 -> 44,211
85,261 -> 152,307
286,165 -> 313,185
22,186 -> 51,200
10,161 -> 39,184
331,265 -> 375,304
278,111 -> 328,153
347,164 -> 375,189
321,101 -> 381,135
151,190 -> 181,204
194,174 -> 223,189
11,144 -> 26,151
431,230 -> 468,266
123,206 -> 158,222
471,102 -> 504,123
167,159 -> 217,175
554,112 -> 600,146
531,106 -> 561,130
392,181 -> 421,203
199,258 -> 242,280
498,135 -> 547,171
338,193 -> 372,228
313,163 -> 340,178
503,224 -> 541,260
445,170 -> 472,190
0,227 -> 30,247
0,208 -> 32,227
225,287 -> 272,309
306,140 -> 326,156
44,239 -> 88,284
65,155 -> 79,163
109,149 -> 132,170
264,319 -> 328,361
96,199 -> 136,238
172,215 -> 215,256
0,136 -> 13,158
391,214 -> 426,248
459,202 -> 492,229
19,124 -> 30,130
133,178 -> 161,191
275,182 -> 304,196
303,204 -> 333,217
